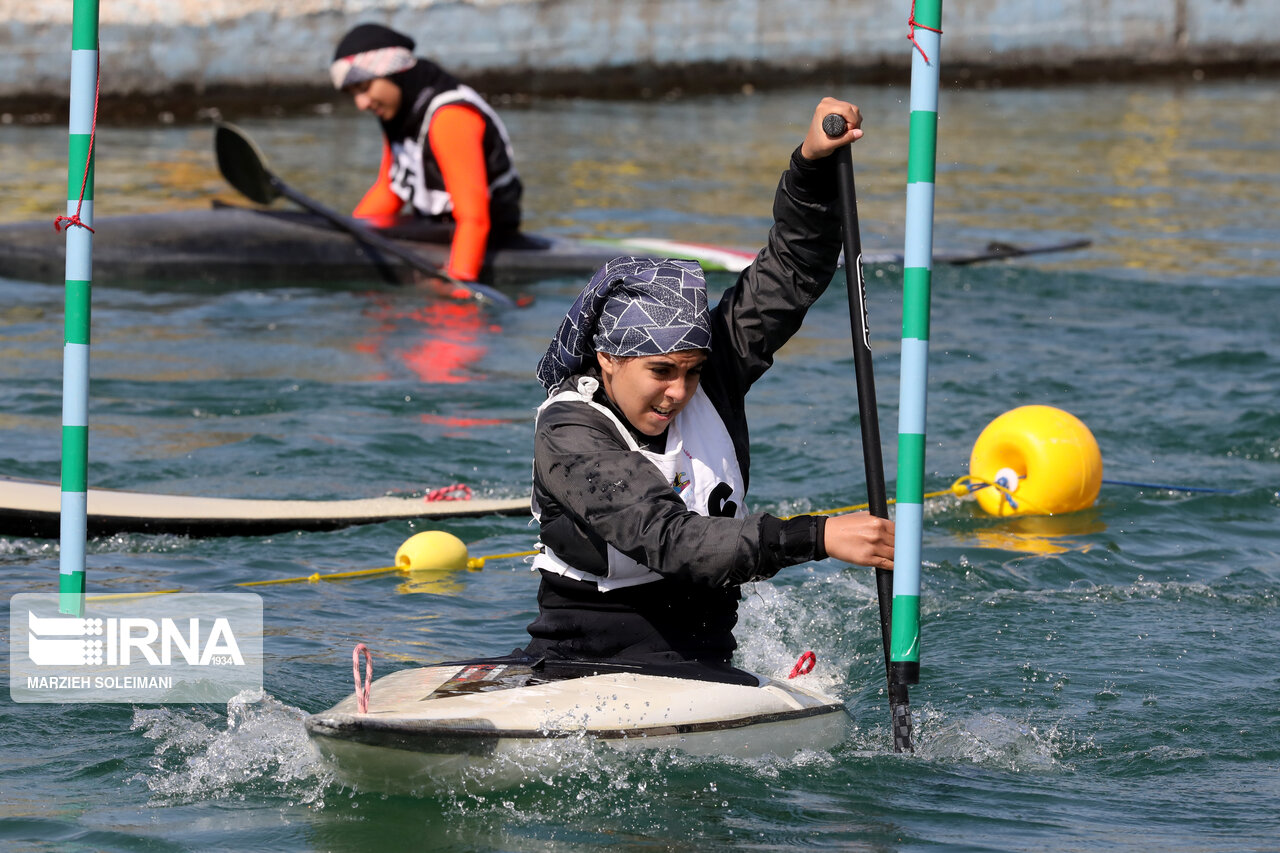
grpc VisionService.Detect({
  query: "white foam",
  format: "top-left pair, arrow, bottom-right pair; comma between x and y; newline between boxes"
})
915,709 -> 1076,772
130,690 -> 330,805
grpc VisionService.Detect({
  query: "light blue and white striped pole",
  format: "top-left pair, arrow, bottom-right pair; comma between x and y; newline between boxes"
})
891,0 -> 943,687
59,0 -> 100,616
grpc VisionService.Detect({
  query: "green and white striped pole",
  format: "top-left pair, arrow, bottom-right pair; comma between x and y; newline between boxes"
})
58,0 -> 100,616
892,0 -> 943,689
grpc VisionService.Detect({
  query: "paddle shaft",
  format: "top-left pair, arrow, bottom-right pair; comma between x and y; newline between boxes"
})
948,237 -> 1092,266
269,178 -> 513,307
825,114 -> 913,753
214,122 -> 511,306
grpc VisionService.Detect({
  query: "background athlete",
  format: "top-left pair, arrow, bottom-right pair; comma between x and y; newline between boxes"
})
330,23 -> 523,285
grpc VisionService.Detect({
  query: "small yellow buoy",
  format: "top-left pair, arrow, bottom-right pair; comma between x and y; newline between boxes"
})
969,405 -> 1103,517
394,530 -> 470,571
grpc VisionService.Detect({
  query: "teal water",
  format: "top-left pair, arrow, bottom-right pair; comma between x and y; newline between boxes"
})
2,81 -> 1278,851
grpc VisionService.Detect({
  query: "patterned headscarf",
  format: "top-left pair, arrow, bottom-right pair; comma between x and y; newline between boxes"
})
330,23 -> 418,90
536,257 -> 712,392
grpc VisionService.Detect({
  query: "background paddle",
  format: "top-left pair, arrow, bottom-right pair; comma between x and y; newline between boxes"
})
213,122 -> 514,307
824,112 -> 914,753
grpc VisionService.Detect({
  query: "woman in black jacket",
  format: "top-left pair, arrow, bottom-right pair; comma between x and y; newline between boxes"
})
525,98 -> 894,684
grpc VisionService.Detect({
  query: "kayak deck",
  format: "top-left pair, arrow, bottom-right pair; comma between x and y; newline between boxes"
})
305,660 -> 849,794
0,476 -> 528,538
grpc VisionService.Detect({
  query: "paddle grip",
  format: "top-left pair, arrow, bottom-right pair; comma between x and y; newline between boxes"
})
822,114 -> 848,138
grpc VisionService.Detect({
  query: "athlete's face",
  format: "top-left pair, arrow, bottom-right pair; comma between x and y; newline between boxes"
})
349,78 -> 402,121
597,350 -> 707,437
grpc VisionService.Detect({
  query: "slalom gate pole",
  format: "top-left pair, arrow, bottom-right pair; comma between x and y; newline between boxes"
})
891,0 -> 945,716
58,0 -> 100,616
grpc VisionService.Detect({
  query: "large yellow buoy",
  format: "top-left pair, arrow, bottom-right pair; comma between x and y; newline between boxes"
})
394,530 -> 471,571
969,405 -> 1103,516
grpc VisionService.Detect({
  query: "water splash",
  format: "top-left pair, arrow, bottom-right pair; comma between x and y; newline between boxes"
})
736,573 -> 879,696
917,709 -> 1078,773
0,532 -> 195,557
0,537 -> 60,558
129,690 -> 331,805
424,734 -> 844,840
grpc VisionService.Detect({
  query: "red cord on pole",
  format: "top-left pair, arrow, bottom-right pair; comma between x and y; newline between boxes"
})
907,0 -> 944,62
54,48 -> 99,235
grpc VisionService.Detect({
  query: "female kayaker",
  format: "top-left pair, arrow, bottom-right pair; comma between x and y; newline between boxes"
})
330,23 -> 523,284
525,97 -> 894,685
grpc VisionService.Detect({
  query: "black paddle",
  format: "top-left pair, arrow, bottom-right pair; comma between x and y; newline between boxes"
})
823,112 -> 914,754
213,122 -> 514,308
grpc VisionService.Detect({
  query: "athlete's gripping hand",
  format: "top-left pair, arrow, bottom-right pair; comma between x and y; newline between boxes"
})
823,511 -> 894,571
800,97 -> 863,161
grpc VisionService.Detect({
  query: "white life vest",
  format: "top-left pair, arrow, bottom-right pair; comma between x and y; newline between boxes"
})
531,376 -> 746,592
388,84 -> 520,217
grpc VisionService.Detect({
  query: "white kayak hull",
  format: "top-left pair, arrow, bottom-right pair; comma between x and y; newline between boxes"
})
0,475 -> 528,538
305,661 -> 849,794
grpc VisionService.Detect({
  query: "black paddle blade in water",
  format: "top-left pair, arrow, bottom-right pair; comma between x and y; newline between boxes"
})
214,123 -> 280,205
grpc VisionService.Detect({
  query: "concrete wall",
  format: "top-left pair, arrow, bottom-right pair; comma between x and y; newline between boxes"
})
2,0 -> 1275,105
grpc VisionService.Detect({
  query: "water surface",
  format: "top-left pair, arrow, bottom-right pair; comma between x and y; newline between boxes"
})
1,81 -> 1277,851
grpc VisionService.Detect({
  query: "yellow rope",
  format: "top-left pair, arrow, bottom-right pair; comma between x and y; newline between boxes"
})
466,549 -> 538,569
86,589 -> 183,601
80,476 -> 1061,594
781,487 -> 957,519
108,469 -> 1086,595
238,566 -> 401,587
238,482 -> 993,588
236,549 -> 542,587
950,474 -> 1054,516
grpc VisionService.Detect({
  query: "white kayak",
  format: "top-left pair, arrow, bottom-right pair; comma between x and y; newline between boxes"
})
0,475 -> 528,539
304,658 -> 849,794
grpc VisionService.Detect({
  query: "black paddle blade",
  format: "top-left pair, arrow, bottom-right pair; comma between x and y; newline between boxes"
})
214,122 -> 280,206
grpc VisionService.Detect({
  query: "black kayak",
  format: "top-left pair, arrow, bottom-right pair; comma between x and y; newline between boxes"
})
0,203 -> 1090,288
0,205 -> 715,288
